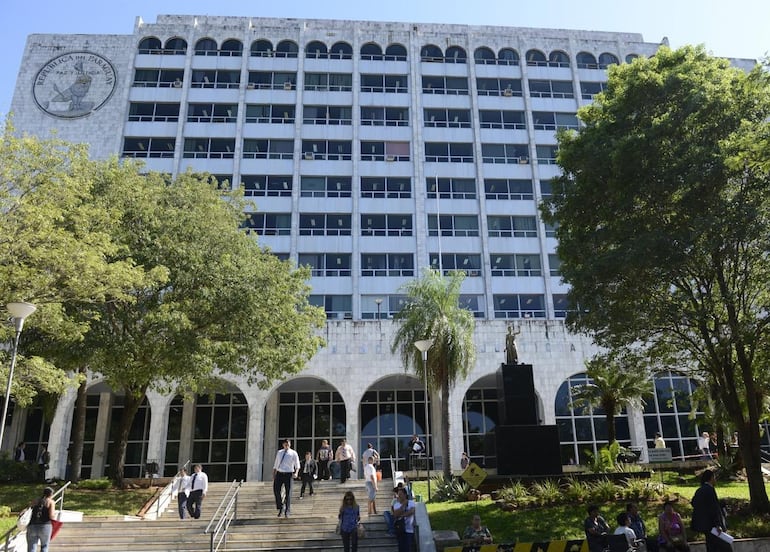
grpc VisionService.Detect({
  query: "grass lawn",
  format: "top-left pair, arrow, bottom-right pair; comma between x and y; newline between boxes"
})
0,483 -> 155,536
415,477 -> 770,544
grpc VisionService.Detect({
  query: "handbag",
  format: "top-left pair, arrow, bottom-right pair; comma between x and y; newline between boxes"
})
17,508 -> 31,530
394,517 -> 406,535
357,523 -> 366,539
335,521 -> 341,535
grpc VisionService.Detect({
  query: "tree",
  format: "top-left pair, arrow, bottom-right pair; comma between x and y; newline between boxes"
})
391,269 -> 476,478
73,166 -> 326,485
0,121 -> 148,407
570,350 -> 653,446
542,46 -> 770,511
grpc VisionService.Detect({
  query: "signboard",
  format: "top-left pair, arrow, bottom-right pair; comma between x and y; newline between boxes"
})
461,462 -> 487,489
647,448 -> 673,463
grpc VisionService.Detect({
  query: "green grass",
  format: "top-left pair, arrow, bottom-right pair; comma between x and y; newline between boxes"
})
415,478 -> 770,544
0,483 -> 155,536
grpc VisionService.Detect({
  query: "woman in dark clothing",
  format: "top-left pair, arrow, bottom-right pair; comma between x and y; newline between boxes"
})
338,490 -> 360,552
26,486 -> 56,552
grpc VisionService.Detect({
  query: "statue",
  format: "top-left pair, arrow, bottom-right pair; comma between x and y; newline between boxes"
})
505,324 -> 520,365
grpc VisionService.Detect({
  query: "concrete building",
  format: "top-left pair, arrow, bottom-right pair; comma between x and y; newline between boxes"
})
8,15 -> 712,481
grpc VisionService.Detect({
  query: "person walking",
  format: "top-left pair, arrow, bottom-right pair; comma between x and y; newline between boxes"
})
26,486 -> 56,552
37,444 -> 51,482
335,439 -> 356,484
317,439 -> 333,480
273,439 -> 300,517
392,487 -> 416,552
361,442 -> 380,470
174,467 -> 191,519
363,456 -> 378,515
187,464 -> 208,519
299,451 -> 317,499
338,491 -> 360,552
691,469 -> 731,552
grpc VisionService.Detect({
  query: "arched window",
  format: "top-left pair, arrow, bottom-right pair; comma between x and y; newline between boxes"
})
306,40 -> 328,59
330,41 -> 353,60
385,43 -> 407,61
625,54 -> 639,63
548,51 -> 570,68
554,372 -> 631,465
461,375 -> 499,468
445,46 -> 467,63
360,42 -> 383,60
164,37 -> 187,54
576,51 -> 598,69
474,47 -> 495,64
598,52 -> 620,69
420,44 -> 443,62
221,39 -> 243,57
498,48 -> 519,65
138,37 -> 162,54
195,38 -> 218,56
526,49 -> 547,66
276,40 -> 299,58
251,39 -> 274,57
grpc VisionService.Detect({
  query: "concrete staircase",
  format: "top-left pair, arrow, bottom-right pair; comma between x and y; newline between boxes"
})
48,480 -> 401,552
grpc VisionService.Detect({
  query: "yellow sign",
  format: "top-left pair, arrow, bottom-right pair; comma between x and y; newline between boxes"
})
461,461 -> 487,489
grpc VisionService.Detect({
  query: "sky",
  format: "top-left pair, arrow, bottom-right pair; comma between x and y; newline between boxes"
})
2,0 -> 768,117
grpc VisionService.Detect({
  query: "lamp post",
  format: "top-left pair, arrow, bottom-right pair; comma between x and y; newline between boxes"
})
374,298 -> 383,333
1,302 -> 37,449
414,338 -> 434,501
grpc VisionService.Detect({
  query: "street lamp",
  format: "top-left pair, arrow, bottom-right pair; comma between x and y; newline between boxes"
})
1,302 -> 37,449
374,298 -> 383,333
414,338 -> 434,501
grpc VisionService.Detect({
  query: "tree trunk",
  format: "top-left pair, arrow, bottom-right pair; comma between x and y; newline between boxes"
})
108,389 -> 145,488
739,421 -> 770,513
441,375 -> 451,479
606,412 -> 616,445
68,371 -> 88,483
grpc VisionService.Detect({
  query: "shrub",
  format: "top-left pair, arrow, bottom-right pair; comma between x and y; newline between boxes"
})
75,478 -> 112,490
563,477 -> 592,503
0,455 -> 39,483
529,479 -> 562,506
590,477 -> 619,502
429,474 -> 469,502
497,481 -> 530,507
0,505 -> 11,518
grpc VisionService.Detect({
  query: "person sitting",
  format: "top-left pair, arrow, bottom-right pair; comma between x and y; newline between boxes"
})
462,514 -> 493,546
627,501 -> 658,552
613,512 -> 640,551
584,504 -> 610,552
383,486 -> 401,536
658,500 -> 689,551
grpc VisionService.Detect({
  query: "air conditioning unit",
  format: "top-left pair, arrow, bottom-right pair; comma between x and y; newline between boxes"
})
247,82 -> 255,89
173,80 -> 182,88
385,155 -> 395,162
304,152 -> 314,160
503,88 -> 513,97
283,81 -> 293,90
518,157 -> 529,164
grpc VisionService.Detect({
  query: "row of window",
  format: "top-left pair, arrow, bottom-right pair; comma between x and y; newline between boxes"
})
129,101 -> 578,130
137,36 -> 637,68
308,293 -> 566,320
210,175 -> 550,200
302,252 -> 558,278
243,213 -> 556,238
132,69 -> 603,100
122,138 -> 559,163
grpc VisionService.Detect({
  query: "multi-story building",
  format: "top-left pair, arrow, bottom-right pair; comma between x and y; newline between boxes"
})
7,15 -> 719,481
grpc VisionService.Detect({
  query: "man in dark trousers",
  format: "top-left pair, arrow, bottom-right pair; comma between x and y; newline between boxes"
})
691,469 -> 732,551
273,439 -> 300,517
187,464 -> 208,519
299,450 -> 317,498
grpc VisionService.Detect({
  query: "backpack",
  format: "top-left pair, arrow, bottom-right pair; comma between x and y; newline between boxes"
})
31,499 -> 48,524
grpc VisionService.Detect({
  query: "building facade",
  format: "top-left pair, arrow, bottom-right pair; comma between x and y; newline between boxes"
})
8,15 -> 712,480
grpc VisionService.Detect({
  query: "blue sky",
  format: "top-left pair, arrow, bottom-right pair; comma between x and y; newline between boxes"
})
2,0 -> 768,117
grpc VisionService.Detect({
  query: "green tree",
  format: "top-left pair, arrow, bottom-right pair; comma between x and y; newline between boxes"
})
0,122 -> 148,406
570,351 -> 653,446
542,46 -> 770,511
391,269 -> 476,478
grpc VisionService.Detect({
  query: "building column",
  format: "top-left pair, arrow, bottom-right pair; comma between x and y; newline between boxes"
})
246,389 -> 267,481
144,391 -> 172,475
90,392 -> 113,478
260,391 -> 279,481
446,386 -> 465,473
177,398 -> 195,469
627,405 -> 650,463
46,386 -> 77,480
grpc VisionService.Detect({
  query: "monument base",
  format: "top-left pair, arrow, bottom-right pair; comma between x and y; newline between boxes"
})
495,425 -> 563,476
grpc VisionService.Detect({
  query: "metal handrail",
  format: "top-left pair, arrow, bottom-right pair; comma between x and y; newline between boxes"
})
2,481 -> 72,552
146,462 -> 191,520
204,480 -> 243,552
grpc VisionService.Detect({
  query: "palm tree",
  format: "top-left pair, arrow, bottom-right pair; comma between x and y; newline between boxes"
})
571,350 -> 654,445
391,269 -> 476,477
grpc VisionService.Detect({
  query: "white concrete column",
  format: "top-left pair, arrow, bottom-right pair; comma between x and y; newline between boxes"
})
260,391 -> 279,481
144,391 -> 172,474
447,385 -> 466,473
90,392 -> 113,477
46,386 -> 77,480
627,405 -> 650,463
246,389 -> 267,481
177,398 -> 195,468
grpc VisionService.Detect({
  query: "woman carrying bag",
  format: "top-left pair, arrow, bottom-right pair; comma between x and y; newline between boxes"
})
26,486 -> 56,552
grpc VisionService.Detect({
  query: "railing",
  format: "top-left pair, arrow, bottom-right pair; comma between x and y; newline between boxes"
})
2,481 -> 72,552
205,479 -> 243,552
145,462 -> 190,520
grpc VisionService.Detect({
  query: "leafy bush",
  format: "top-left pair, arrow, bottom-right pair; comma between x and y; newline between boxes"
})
529,479 -> 562,506
585,442 -> 640,473
497,481 -> 530,507
620,478 -> 665,501
0,455 -> 39,483
589,477 -> 618,502
75,478 -> 112,490
0,505 -> 10,518
429,474 -> 469,502
563,477 -> 592,503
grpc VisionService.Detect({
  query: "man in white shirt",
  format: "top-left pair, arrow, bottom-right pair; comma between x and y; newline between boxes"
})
273,439 -> 300,517
187,464 -> 208,519
361,442 -> 380,470
334,439 -> 356,483
173,467 -> 191,519
654,432 -> 666,449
